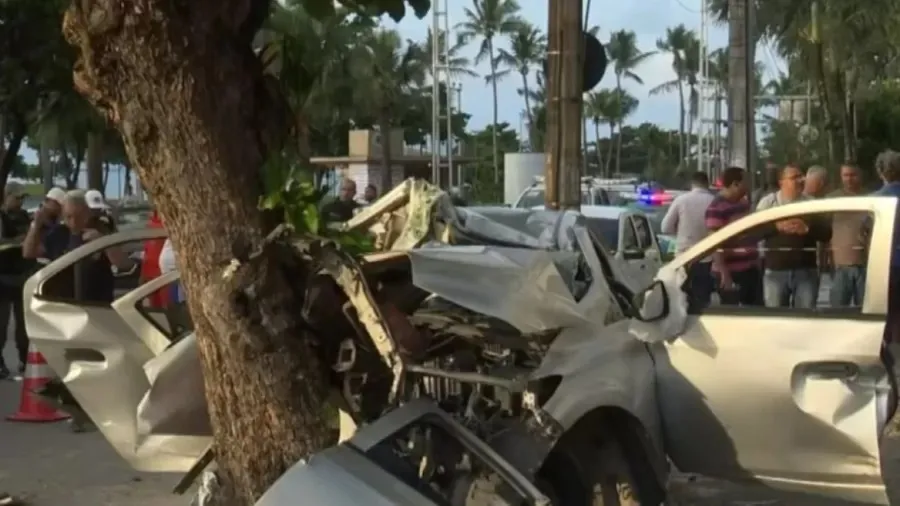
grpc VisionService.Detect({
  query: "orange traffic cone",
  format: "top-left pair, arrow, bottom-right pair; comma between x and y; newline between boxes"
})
6,345 -> 70,423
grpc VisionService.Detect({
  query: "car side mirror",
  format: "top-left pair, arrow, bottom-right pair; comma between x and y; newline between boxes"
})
632,280 -> 669,322
622,249 -> 645,260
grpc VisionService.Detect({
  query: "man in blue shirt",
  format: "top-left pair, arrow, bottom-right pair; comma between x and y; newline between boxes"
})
872,151 -> 900,310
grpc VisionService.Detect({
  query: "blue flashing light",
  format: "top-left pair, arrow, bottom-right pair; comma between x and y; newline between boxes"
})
636,188 -> 673,205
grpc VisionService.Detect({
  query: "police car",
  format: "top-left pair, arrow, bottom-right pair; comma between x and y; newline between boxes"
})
617,185 -> 684,260
512,176 -> 617,208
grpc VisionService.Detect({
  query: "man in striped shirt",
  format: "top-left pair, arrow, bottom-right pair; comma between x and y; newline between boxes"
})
704,166 -> 762,305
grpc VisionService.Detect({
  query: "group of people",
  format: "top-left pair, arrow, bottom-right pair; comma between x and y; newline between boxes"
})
662,152 -> 895,312
0,184 -> 129,379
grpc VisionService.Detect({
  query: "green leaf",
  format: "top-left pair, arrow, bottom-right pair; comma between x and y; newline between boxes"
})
259,191 -> 283,210
302,202 -> 320,234
302,0 -> 336,19
407,0 -> 430,19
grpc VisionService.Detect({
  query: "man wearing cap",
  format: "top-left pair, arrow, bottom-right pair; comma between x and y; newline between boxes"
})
85,188 -> 116,232
0,182 -> 33,378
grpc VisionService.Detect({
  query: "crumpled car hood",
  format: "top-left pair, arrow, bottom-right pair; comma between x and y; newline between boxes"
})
138,180 -> 613,435
22,178 -> 638,480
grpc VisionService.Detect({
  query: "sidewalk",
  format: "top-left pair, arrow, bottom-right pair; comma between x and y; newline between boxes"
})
0,344 -> 183,506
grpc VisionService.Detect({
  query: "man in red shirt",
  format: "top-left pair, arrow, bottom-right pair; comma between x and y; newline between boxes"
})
140,210 -> 169,308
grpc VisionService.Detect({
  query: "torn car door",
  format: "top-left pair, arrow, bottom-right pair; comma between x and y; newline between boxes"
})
256,398 -> 550,506
650,197 -> 895,504
23,228 -> 210,472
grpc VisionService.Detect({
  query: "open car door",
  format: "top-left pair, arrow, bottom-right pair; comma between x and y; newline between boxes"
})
650,196 -> 895,504
23,228 -> 210,472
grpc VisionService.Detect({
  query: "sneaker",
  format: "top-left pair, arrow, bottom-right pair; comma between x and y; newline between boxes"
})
0,365 -> 9,381
0,492 -> 19,505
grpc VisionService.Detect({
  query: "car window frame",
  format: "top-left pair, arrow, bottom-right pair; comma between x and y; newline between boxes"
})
668,202 -> 890,319
620,216 -> 639,254
631,214 -> 654,251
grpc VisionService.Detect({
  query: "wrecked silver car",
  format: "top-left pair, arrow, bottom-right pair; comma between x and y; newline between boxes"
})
23,179 -> 666,505
23,181 -> 897,505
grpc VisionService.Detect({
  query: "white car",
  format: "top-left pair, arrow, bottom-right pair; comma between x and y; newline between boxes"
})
20,185 -> 900,505
533,205 -> 663,292
512,176 -> 614,208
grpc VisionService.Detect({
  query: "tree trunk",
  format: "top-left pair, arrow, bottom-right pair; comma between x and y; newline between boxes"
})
102,160 -> 111,192
614,75 -> 624,175
123,162 -> 132,193
0,119 -> 26,194
676,79 -> 686,168
63,143 -> 85,190
606,123 -> 615,176
813,43 -> 838,161
378,111 -> 393,193
594,122 -> 604,175
488,37 -> 500,183
86,131 -> 104,191
521,74 -> 533,151
63,2 -> 336,504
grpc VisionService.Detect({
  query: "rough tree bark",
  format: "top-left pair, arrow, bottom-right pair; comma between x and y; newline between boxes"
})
63,0 -> 336,504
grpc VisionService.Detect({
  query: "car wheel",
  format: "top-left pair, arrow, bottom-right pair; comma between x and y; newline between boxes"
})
534,437 -> 642,506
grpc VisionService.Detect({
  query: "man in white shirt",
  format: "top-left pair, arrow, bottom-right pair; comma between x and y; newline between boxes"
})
661,171 -> 716,310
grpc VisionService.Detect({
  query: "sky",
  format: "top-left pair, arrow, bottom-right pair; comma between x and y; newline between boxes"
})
20,0 -> 789,194
383,0 -> 786,133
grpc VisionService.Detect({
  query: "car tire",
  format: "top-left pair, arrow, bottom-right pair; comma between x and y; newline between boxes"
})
535,436 -> 644,506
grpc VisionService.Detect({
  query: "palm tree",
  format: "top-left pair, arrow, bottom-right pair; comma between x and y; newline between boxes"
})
585,89 -> 617,175
608,90 -> 640,173
422,29 -> 478,79
650,25 -> 698,167
457,0 -> 523,182
493,22 -> 546,149
351,30 -> 426,193
265,3 -> 370,158
518,69 -> 547,150
606,30 -> 654,174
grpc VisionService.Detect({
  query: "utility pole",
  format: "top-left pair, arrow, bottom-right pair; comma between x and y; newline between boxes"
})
430,0 -> 454,188
726,0 -> 756,189
544,0 -> 584,211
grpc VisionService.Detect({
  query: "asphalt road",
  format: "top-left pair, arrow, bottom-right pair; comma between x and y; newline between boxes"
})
0,301 -> 885,506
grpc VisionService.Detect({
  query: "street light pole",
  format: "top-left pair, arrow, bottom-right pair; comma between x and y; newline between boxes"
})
544,0 -> 584,211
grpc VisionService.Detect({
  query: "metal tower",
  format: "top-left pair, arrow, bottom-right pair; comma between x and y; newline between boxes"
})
430,0 -> 456,187
697,0 -> 713,178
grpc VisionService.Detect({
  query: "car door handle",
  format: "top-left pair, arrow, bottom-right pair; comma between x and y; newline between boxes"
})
807,361 -> 859,380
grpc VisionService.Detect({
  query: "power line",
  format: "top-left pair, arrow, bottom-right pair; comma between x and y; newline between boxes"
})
674,0 -> 700,14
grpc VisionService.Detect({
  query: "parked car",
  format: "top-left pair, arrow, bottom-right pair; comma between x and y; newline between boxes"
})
532,204 -> 663,292
512,176 -> 613,208
21,187 -> 898,505
113,202 -> 154,233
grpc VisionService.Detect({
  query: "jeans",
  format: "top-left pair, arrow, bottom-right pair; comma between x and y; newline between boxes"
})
715,266 -> 763,306
830,265 -> 866,307
686,262 -> 713,313
0,284 -> 28,367
763,268 -> 819,309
